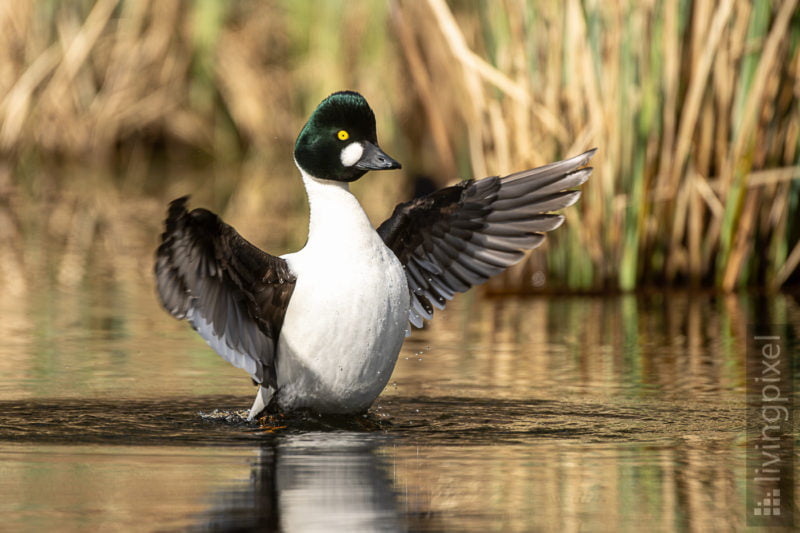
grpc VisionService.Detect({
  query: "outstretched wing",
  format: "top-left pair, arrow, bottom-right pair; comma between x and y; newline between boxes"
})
378,149 -> 595,328
155,196 -> 296,387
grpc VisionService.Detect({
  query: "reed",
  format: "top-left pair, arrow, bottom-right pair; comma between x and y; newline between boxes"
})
395,0 -> 800,291
0,0 -> 798,292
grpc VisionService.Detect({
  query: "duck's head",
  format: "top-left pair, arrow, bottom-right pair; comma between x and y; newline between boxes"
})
294,91 -> 401,182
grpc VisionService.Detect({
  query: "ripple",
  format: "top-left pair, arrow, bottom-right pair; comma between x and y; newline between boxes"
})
0,393 -> 746,447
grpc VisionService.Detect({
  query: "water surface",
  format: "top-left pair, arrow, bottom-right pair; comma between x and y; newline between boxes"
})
1,272 -> 798,531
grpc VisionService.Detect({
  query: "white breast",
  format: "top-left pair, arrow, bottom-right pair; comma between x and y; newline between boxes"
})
276,171 -> 409,413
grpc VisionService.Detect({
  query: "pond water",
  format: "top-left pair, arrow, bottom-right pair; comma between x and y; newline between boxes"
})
0,268 -> 798,531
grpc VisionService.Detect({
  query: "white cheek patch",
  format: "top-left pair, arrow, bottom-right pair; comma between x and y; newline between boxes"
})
340,142 -> 364,167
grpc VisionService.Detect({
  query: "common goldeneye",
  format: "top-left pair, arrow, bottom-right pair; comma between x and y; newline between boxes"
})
155,90 -> 595,420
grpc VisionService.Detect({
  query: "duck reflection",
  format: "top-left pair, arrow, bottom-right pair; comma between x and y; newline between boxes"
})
197,432 -> 405,532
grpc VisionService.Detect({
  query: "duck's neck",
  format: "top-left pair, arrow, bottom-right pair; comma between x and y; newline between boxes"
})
298,167 -> 374,246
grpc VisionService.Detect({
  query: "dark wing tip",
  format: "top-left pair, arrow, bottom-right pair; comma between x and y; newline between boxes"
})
170,194 -> 191,206
155,197 -> 193,318
574,148 -> 598,167
166,195 -> 190,218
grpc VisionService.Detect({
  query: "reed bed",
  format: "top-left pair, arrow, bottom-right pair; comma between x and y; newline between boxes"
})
394,0 -> 800,292
0,0 -> 798,292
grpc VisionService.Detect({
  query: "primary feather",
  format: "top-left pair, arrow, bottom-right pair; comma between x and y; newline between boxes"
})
378,148 -> 595,328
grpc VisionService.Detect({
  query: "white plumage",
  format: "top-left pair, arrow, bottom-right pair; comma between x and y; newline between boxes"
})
251,170 -> 409,416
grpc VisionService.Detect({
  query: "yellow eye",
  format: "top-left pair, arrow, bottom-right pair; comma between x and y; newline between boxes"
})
337,130 -> 349,141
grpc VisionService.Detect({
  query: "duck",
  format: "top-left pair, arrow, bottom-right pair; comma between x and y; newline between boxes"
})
155,90 -> 595,421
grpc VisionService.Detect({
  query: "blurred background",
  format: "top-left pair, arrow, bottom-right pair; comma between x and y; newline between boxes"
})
0,0 -> 798,295
1,3 -> 799,529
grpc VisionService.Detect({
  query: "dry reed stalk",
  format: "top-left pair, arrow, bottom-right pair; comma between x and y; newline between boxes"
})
390,0 -> 458,179
655,0 -> 679,196
720,0 -> 799,290
668,0 -> 734,197
425,0 -> 529,105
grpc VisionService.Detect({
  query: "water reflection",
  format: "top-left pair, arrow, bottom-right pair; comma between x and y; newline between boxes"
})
185,429 -> 752,532
198,433 -> 402,532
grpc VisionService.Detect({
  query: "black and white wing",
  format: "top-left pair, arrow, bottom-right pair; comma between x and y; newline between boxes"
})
378,149 -> 595,328
155,196 -> 296,388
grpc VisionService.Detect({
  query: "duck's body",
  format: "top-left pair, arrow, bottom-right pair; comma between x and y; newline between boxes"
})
156,91 -> 595,421
273,171 -> 409,413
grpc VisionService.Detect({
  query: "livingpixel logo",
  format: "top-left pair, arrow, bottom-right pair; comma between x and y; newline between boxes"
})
747,328 -> 793,527
753,488 -> 781,517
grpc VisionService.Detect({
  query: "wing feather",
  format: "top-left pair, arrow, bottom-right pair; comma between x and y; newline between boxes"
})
155,196 -> 296,386
378,149 -> 595,328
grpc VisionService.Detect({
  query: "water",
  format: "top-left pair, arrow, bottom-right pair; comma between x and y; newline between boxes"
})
0,270 -> 798,531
